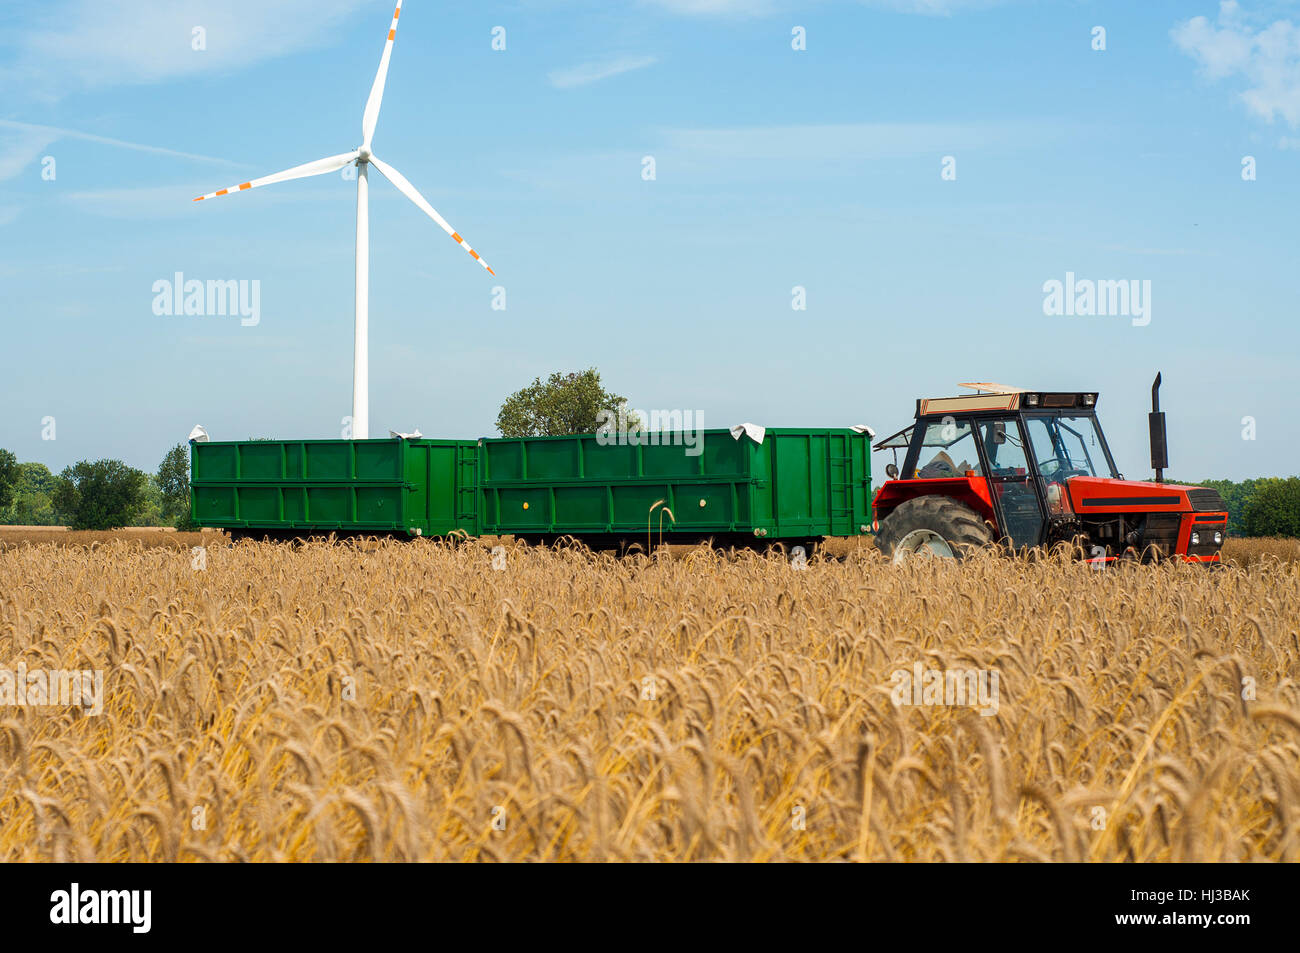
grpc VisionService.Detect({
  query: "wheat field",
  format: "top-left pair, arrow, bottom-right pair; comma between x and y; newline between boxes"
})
0,536 -> 1297,862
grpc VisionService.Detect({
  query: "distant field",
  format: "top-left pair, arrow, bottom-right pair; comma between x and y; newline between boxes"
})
0,526 -> 215,550
1,535 -> 1297,861
1220,536 -> 1300,567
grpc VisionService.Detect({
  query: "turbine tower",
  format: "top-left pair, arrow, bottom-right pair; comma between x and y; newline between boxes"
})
193,1 -> 494,439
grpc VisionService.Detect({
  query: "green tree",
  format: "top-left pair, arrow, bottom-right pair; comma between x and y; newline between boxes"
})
0,448 -> 18,510
51,460 -> 149,530
130,477 -> 166,527
1244,477 -> 1300,538
157,443 -> 194,530
496,369 -> 635,437
4,462 -> 60,525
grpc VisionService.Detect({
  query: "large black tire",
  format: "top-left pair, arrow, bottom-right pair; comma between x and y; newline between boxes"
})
874,496 -> 993,563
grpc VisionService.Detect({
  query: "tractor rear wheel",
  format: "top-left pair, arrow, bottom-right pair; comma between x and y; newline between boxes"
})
875,496 -> 992,564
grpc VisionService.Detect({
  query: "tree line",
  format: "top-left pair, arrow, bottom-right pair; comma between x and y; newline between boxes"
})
3,368 -> 1297,535
1168,477 -> 1300,538
0,445 -> 193,531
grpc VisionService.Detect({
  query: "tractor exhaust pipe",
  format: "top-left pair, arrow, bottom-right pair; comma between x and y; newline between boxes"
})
1149,371 -> 1168,483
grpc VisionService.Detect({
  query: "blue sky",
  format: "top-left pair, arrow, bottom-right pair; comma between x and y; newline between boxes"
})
1,0 -> 1297,482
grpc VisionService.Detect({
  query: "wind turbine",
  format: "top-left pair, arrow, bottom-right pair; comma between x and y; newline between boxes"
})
193,1 -> 494,440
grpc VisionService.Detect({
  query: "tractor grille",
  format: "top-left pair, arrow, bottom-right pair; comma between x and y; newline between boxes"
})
1141,513 -> 1183,555
1187,487 -> 1227,512
1188,530 -> 1225,557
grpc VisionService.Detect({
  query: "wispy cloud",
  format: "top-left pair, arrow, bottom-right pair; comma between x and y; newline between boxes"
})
548,54 -> 658,89
500,119 -> 1069,193
661,119 -> 1061,161
0,0 -> 372,102
61,180 -> 358,219
61,183 -> 241,220
1173,1 -> 1300,127
0,119 -> 244,196
0,119 -> 243,183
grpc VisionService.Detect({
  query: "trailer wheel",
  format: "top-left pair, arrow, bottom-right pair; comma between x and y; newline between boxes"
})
874,496 -> 992,564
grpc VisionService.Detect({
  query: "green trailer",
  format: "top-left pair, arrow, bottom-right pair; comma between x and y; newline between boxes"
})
190,427 -> 872,546
190,438 -> 479,537
478,428 -> 872,546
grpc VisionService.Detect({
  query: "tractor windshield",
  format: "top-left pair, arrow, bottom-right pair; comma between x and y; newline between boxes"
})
1023,415 -> 1115,478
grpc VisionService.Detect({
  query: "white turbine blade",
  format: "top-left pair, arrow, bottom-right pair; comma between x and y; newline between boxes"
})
361,1 -> 405,150
193,150 -> 359,201
369,154 -> 495,276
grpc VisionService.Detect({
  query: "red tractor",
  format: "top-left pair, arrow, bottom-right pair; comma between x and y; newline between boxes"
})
871,376 -> 1228,564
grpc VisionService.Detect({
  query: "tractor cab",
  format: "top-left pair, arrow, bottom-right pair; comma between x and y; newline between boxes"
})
872,381 -> 1228,563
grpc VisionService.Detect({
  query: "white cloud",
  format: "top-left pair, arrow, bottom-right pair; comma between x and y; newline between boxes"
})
0,119 -> 243,183
61,179 -> 359,220
1173,1 -> 1300,126
548,54 -> 658,88
1,0 -> 372,101
61,183 -> 241,220
0,120 -> 242,197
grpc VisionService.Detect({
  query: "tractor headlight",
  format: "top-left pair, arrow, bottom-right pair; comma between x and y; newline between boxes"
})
1190,532 -> 1200,546
1214,531 -> 1223,545
1025,393 -> 1040,407
1045,481 -> 1072,516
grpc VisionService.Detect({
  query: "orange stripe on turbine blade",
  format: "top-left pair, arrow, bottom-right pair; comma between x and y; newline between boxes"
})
238,183 -> 251,190
193,196 -> 204,201
452,233 -> 463,243
216,189 -> 228,196
487,267 -> 496,276
388,29 -> 395,40
469,250 -> 480,259
393,7 -> 400,18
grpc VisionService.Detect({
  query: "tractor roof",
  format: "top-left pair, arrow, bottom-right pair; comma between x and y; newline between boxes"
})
916,387 -> 1100,417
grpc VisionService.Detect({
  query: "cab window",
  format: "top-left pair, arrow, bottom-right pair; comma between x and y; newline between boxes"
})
912,418 -> 981,479
979,419 -> 1029,476
1023,415 -> 1113,478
